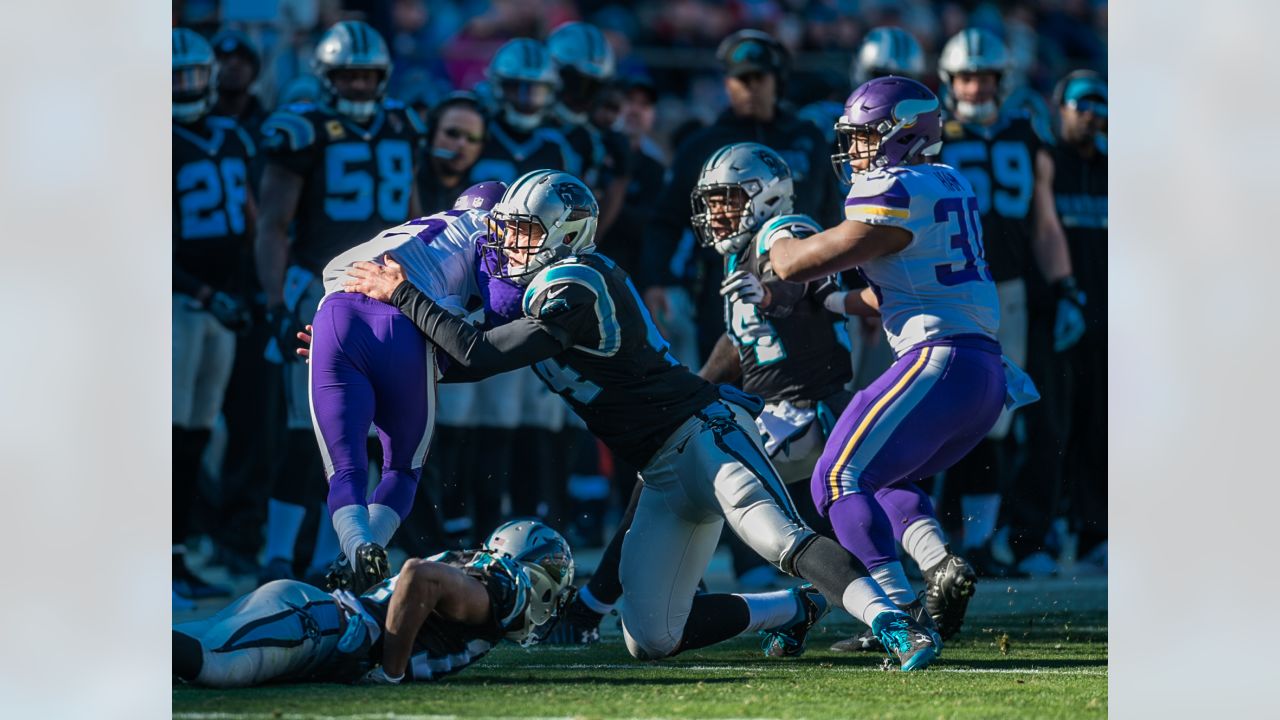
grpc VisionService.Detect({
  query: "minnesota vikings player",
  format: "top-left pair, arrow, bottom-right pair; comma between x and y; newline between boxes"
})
344,170 -> 940,670
306,182 -> 505,592
174,520 -> 573,687
769,76 -> 1031,644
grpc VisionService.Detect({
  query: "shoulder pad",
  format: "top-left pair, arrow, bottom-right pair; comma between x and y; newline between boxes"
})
755,214 -> 822,257
845,171 -> 912,222
260,109 -> 318,153
523,259 -> 622,356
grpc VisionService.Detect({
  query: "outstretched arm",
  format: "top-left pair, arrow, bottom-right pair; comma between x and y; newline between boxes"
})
343,257 -> 572,377
769,219 -> 911,284
380,559 -> 492,679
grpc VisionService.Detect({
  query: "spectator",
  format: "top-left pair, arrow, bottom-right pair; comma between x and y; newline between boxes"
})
417,92 -> 489,213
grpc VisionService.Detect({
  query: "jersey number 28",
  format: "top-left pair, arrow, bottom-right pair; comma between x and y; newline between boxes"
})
177,158 -> 248,240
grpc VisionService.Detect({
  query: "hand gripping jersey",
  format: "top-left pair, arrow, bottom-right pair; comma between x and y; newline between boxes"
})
938,111 -> 1048,282
843,164 -> 1000,357
521,253 -> 721,467
724,214 -> 851,403
341,550 -> 531,682
260,99 -> 428,274
173,114 -> 256,291
320,209 -> 487,312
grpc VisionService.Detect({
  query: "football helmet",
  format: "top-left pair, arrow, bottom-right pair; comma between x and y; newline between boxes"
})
831,76 -> 942,184
172,28 -> 216,124
937,28 -> 1009,123
852,26 -> 926,87
691,142 -> 794,256
481,170 -> 598,285
483,519 -> 575,643
312,20 -> 392,122
547,22 -> 615,124
487,38 -> 560,132
453,181 -> 507,212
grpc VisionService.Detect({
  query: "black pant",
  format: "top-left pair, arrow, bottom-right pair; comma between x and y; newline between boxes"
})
1064,328 -> 1107,554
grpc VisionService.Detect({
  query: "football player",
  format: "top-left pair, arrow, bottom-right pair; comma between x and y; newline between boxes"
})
768,76 -> 1036,647
307,182 -> 506,592
546,21 -> 630,236
343,170 -> 941,671
934,28 -> 1084,575
174,520 -> 574,687
172,28 -> 256,606
254,20 -> 427,585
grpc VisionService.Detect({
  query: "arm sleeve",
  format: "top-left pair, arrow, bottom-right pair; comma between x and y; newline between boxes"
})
390,282 -> 572,376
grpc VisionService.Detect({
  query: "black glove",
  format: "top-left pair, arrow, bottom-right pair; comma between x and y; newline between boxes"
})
266,304 -> 303,363
207,291 -> 250,333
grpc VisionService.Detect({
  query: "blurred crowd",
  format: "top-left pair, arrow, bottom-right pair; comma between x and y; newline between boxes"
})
171,0 -> 1107,607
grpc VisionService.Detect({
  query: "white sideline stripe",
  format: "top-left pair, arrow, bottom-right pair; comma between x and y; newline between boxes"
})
481,662 -> 1107,676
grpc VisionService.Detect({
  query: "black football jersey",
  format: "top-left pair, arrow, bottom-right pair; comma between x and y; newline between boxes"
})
522,253 -> 721,467
557,120 -> 631,196
939,111 -> 1049,283
356,550 -> 527,681
259,99 -> 428,273
467,120 -> 574,185
724,215 -> 851,403
1052,144 -> 1107,329
173,114 -> 256,291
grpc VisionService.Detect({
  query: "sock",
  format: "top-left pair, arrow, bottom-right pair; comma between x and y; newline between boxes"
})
369,503 -> 402,548
309,505 -> 342,570
331,504 -> 373,568
672,593 -> 751,654
841,577 -> 899,627
869,562 -> 915,605
735,589 -> 801,632
577,585 -> 614,615
264,499 -> 306,562
901,517 -> 951,574
961,493 -> 1001,549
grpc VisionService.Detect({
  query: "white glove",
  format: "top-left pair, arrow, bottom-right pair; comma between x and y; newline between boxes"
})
822,291 -> 850,315
720,270 -> 766,306
359,666 -> 404,685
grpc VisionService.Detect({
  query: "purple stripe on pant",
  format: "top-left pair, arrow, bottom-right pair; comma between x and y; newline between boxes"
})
812,334 -> 1005,569
309,293 -> 435,520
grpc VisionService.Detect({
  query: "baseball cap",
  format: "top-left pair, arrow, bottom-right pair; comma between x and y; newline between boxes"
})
716,30 -> 787,78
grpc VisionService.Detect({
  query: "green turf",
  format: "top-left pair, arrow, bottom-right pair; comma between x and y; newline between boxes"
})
172,611 -> 1106,720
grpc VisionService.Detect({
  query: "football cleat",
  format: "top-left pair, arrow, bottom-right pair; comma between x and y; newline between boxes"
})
871,610 -> 939,671
760,583 -> 829,658
323,553 -> 355,592
538,592 -> 604,645
353,544 -> 391,594
829,596 -> 941,654
924,553 -> 978,640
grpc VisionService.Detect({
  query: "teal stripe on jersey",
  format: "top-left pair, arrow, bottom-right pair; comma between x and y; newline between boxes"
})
524,263 -> 621,356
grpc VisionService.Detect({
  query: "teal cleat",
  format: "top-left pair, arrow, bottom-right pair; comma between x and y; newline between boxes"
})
871,610 -> 939,671
760,583 -> 829,658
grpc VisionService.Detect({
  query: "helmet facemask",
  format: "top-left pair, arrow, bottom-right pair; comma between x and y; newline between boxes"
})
691,184 -> 758,256
482,212 -> 553,284
831,124 -> 884,184
173,64 -> 214,123
325,67 -> 389,123
498,80 -> 555,131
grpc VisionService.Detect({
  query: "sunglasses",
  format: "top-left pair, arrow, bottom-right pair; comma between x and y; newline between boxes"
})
442,127 -> 483,144
1067,98 -> 1107,118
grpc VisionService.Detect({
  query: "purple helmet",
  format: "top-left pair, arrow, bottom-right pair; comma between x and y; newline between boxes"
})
453,181 -> 508,212
830,76 -> 942,184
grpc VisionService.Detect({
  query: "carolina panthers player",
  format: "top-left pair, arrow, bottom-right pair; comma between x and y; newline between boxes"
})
172,28 -> 255,606
344,170 -> 941,671
174,520 -> 573,687
547,21 -> 631,236
770,75 -> 1040,647
306,182 -> 505,593
254,20 -> 428,585
935,28 -> 1084,574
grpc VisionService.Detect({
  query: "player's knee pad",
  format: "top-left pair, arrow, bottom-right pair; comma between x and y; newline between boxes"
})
621,617 -> 680,660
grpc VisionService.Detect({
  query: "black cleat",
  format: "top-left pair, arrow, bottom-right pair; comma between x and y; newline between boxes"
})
760,584 -> 828,658
353,543 -> 390,594
323,553 -> 355,592
539,592 -> 604,645
924,553 -> 977,640
871,610 -> 939,671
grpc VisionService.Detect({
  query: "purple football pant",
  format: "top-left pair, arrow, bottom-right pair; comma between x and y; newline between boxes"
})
812,335 -> 1005,569
309,293 -> 436,520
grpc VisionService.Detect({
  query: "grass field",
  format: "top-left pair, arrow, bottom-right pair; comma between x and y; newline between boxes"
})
172,608 -> 1106,720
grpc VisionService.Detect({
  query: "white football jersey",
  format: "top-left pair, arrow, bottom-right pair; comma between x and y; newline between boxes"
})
844,163 -> 1000,357
321,209 -> 486,313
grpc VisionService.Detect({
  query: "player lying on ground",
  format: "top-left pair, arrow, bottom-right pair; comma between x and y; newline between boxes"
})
341,169 -> 940,670
173,520 -> 573,687
767,76 -> 1039,651
306,182 -> 506,593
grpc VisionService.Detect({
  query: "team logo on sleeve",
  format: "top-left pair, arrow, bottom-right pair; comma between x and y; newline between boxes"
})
326,120 -> 346,140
